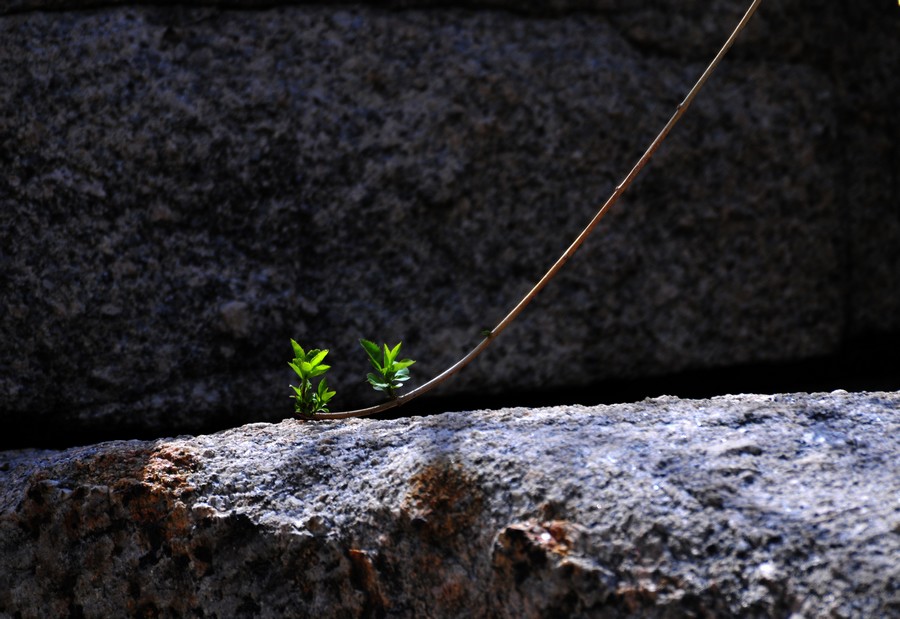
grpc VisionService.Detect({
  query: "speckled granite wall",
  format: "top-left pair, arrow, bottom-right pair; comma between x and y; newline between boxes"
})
1,1 -> 897,446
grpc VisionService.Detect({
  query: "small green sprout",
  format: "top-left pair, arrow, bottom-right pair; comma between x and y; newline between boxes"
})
288,339 -> 336,417
360,339 -> 416,399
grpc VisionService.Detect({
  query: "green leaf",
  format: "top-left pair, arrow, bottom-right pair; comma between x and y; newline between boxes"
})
366,373 -> 390,390
289,340 -> 336,417
317,379 -> 336,403
360,339 -> 383,370
307,364 -> 330,378
359,339 -> 416,398
385,342 -> 402,367
392,359 -> 416,371
309,349 -> 329,368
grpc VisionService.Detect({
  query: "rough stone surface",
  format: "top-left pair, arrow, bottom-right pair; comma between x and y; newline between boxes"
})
1,391 -> 899,617
1,1 -> 898,443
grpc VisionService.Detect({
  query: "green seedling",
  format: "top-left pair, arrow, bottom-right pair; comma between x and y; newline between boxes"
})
283,0 -> 762,420
288,339 -> 336,417
360,339 -> 416,399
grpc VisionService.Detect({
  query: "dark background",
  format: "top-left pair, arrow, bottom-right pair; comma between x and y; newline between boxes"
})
1,1 -> 898,449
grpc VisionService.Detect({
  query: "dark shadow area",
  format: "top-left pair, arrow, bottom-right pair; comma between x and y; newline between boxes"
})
401,331 -> 900,418
4,332 -> 898,451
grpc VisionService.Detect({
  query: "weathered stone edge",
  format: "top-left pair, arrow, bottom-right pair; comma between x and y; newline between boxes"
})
1,391 -> 899,617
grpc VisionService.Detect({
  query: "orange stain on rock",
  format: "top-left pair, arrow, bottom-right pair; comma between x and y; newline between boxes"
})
404,461 -> 484,541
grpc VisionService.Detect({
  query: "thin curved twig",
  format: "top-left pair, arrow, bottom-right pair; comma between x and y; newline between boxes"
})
312,0 -> 763,420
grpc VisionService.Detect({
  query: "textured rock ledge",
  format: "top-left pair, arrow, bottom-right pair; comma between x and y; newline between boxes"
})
2,391 -> 898,617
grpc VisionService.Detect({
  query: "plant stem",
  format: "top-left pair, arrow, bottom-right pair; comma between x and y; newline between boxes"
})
313,0 -> 763,420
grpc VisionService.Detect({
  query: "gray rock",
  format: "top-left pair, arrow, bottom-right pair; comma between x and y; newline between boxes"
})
1,391 -> 898,617
1,1 -> 898,444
